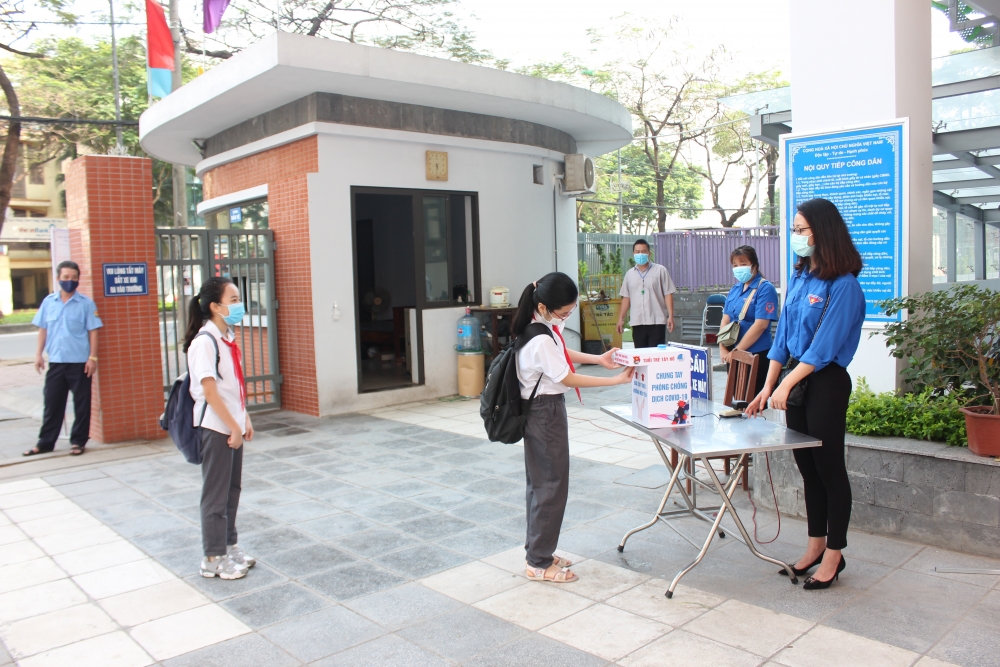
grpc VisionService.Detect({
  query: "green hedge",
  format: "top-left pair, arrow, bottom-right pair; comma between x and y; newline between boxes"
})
846,378 -> 967,447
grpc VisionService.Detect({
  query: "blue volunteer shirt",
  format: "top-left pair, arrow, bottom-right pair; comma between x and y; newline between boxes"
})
32,291 -> 103,363
768,269 -> 866,371
723,273 -> 779,354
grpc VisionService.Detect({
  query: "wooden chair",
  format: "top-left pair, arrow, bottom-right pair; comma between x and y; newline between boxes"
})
713,349 -> 759,489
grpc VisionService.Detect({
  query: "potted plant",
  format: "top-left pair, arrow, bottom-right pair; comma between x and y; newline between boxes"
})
880,285 -> 1000,456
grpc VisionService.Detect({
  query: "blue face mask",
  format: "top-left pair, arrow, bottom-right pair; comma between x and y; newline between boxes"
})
791,233 -> 815,257
732,266 -> 753,284
222,302 -> 245,326
634,253 -> 649,266
59,280 -> 79,294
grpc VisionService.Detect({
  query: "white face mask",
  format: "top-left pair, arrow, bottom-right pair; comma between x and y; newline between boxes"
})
791,233 -> 815,257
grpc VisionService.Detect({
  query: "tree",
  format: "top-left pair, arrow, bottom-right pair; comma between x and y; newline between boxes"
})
5,36 -> 199,225
181,0 -> 506,67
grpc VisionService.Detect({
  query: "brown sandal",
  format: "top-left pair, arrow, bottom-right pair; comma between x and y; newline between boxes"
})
526,565 -> 578,583
70,445 -> 85,456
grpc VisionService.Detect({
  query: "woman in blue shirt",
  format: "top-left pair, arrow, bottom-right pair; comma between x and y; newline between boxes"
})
747,198 -> 866,591
718,245 -> 779,397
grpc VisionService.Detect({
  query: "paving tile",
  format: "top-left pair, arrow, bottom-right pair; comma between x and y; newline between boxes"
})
336,527 -> 422,558
773,624 -> 918,667
395,514 -> 477,540
398,606 -> 528,662
220,581 -> 329,628
374,544 -> 471,578
109,512 -> 192,539
315,489 -> 393,512
0,556 -> 66,593
447,500 -> 522,524
266,470 -> 328,486
296,513 -> 377,540
90,500 -> 163,525
420,561 -> 526,604
410,488 -> 476,509
0,486 -> 63,509
151,545 -> 204,578
463,632 -> 609,667
98,579 -> 210,627
378,479 -> 446,499
241,488 -> 311,508
128,526 -> 202,556
355,500 -> 433,524
15,630 -> 153,667
160,633 -> 299,667
462,477 -> 524,498
474,581 -> 595,630
606,580 -> 723,626
130,603 -> 251,660
901,547 -> 1000,588
914,658 -> 964,667
73,559 -> 175,599
435,527 -> 521,559
0,525 -> 26,547
57,477 -> 127,498
292,478 -> 351,498
18,510 -> 101,539
338,469 -> 410,487
539,602 -> 669,661
619,629 -> 761,667
54,540 -> 147,576
239,526 -> 316,555
257,500 -> 339,525
232,510 -> 281,535
560,558 -> 650,601
928,617 -> 1000,667
261,605 -> 385,662
302,562 -> 406,601
684,598 -> 814,656
311,633 -> 451,667
258,542 -> 356,577
551,525 -> 625,558
185,563 -> 287,601
344,581 -> 463,630
43,469 -> 108,486
0,602 -> 118,659
0,539 -> 45,567
0,579 -> 89,624
0,479 -> 48,496
5,498 -> 81,523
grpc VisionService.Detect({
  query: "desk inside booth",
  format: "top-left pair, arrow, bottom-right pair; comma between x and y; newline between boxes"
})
469,306 -> 516,361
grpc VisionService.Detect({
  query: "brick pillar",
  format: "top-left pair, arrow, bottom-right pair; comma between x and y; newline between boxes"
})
64,155 -> 165,443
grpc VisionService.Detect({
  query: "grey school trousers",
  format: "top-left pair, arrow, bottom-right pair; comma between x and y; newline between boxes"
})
522,393 -> 570,569
200,428 -> 243,557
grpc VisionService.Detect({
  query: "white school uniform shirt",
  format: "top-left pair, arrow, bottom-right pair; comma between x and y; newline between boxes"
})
188,320 -> 247,435
515,313 -> 572,400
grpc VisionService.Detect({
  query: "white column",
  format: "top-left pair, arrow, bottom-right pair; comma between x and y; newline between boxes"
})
789,0 -> 932,392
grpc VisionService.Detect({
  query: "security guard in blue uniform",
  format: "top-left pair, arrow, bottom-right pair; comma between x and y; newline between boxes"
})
24,261 -> 103,457
747,198 -> 866,591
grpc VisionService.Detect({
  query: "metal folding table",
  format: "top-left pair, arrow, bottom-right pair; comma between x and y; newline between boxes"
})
601,400 -> 821,597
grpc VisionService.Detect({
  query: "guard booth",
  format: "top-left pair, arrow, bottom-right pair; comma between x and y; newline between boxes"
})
139,31 -> 632,416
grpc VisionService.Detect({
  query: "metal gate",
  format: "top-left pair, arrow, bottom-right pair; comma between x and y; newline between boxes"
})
155,228 -> 281,411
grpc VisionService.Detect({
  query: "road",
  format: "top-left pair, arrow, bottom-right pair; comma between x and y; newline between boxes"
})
0,332 -> 38,361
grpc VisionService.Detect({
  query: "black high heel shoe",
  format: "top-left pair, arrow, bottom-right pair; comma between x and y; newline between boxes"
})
778,553 -> 824,577
802,556 -> 846,590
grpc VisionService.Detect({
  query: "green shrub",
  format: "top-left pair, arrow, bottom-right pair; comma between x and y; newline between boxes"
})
847,378 -> 967,447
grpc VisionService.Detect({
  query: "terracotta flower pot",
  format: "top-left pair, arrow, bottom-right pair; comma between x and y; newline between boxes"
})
961,406 -> 1000,457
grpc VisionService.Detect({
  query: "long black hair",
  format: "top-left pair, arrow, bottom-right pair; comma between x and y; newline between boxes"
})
183,277 -> 234,352
730,245 -> 763,278
794,198 -> 863,279
512,272 -> 579,337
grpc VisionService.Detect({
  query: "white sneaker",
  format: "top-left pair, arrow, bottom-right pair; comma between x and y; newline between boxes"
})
200,555 -> 248,579
227,544 -> 256,569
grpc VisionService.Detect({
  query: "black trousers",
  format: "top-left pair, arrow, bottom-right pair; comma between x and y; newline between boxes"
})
37,362 -> 92,452
785,363 -> 853,550
632,324 -> 667,348
522,394 -> 569,569
200,428 -> 243,557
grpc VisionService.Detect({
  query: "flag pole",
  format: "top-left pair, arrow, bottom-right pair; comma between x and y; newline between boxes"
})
108,0 -> 124,149
168,0 -> 188,227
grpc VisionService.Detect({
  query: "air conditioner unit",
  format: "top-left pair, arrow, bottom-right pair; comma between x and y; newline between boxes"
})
563,154 -> 596,194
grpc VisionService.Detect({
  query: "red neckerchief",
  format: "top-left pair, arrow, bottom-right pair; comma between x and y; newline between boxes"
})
219,337 -> 247,410
552,324 -> 582,404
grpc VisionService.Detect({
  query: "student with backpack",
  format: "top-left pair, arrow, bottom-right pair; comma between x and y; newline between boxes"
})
512,272 -> 633,583
183,277 -> 255,580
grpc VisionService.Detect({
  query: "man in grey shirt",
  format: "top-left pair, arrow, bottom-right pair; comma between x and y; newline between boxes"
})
616,238 -> 676,348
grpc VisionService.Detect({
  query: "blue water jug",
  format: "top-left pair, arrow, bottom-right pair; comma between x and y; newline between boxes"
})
457,308 -> 481,351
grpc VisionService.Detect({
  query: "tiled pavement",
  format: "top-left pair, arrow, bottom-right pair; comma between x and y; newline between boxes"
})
1,387 -> 999,666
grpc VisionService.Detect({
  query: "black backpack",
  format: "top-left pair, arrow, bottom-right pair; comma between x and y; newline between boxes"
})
480,323 -> 554,443
159,331 -> 220,464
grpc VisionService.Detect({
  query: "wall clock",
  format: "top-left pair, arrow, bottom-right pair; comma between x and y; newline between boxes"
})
426,151 -> 448,181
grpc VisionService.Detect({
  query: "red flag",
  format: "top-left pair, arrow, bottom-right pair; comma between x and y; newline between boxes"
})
146,0 -> 174,71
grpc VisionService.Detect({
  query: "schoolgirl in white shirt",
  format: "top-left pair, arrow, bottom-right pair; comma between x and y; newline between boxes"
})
513,272 -> 633,583
183,277 -> 255,580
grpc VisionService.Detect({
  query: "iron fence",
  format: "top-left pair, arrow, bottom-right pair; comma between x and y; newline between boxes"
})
653,228 -> 781,291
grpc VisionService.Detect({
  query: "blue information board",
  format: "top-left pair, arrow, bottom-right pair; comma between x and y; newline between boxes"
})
103,263 -> 148,296
671,343 -> 711,400
783,123 -> 905,321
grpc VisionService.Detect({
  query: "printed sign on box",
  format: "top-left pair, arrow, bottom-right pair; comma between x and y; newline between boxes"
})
613,347 -> 692,428
103,263 -> 148,297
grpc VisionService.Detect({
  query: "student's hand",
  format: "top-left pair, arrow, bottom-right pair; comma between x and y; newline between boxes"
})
746,387 -> 772,417
34,355 -> 45,374
616,321 -> 624,334
613,367 -> 635,385
769,383 -> 791,411
228,429 -> 244,449
244,416 -> 254,441
84,358 -> 97,378
667,316 -> 675,333
598,348 -> 620,370
719,347 -> 730,364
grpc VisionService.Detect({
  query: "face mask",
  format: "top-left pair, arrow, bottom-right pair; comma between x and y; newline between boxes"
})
732,266 -> 753,283
634,253 -> 649,265
791,233 -> 815,257
542,307 -> 574,323
221,302 -> 245,326
59,280 -> 79,294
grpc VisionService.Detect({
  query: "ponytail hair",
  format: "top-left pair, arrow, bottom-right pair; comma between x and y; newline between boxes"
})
511,272 -> 579,337
183,276 -> 234,352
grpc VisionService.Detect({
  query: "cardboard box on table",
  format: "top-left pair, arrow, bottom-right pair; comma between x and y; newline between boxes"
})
612,347 -> 692,428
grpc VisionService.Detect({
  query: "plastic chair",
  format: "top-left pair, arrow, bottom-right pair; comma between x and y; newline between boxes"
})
699,294 -> 727,346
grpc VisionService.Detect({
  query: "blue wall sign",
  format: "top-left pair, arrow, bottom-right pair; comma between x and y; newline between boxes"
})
783,123 -> 905,322
229,206 -> 243,224
671,343 -> 710,400
103,263 -> 148,297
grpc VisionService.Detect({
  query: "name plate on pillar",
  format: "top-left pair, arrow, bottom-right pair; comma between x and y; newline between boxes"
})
103,263 -> 149,296
782,122 -> 906,322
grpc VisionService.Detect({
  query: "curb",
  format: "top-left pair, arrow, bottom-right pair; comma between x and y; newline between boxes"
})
0,324 -> 36,334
